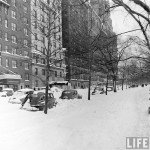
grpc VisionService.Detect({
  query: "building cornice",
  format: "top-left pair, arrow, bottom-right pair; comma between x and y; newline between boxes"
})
0,0 -> 10,7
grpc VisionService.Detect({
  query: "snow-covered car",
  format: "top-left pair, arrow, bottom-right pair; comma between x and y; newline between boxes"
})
2,88 -> 14,96
60,89 -> 82,99
50,87 -> 62,99
106,86 -> 113,91
9,88 -> 34,104
0,91 -> 7,97
92,86 -> 104,95
30,90 -> 57,111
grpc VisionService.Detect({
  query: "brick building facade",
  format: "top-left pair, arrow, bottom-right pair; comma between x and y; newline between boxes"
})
0,0 -> 32,90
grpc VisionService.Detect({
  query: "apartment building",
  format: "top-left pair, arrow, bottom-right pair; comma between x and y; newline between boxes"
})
62,0 -> 114,88
31,0 -> 66,88
0,0 -> 32,90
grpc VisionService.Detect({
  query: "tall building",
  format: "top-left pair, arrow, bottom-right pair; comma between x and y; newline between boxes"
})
62,0 -> 115,88
0,0 -> 32,90
31,0 -> 66,89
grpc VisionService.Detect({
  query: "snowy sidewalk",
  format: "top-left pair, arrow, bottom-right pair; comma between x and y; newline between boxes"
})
0,86 -> 150,150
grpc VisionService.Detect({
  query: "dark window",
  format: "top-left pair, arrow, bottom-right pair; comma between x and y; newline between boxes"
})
55,71 -> 57,77
42,69 -> 45,75
35,68 -> 38,75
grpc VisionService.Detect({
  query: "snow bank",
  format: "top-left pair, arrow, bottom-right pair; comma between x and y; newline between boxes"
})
0,86 -> 150,150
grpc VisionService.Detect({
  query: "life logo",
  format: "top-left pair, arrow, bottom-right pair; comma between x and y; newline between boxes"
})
126,137 -> 149,149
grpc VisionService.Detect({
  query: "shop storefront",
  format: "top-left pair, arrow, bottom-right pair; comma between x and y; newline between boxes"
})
0,74 -> 21,91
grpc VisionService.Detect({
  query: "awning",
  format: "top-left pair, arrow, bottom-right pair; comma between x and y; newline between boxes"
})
0,74 -> 21,85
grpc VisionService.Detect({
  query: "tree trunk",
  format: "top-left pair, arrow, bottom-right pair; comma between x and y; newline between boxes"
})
44,82 -> 49,114
113,78 -> 117,92
106,74 -> 108,95
88,73 -> 91,100
121,79 -> 124,91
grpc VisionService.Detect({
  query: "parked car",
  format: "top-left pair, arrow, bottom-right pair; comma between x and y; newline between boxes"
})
2,88 -> 14,96
50,86 -> 62,99
92,86 -> 104,95
0,91 -> 7,97
30,90 -> 57,110
60,89 -> 82,99
106,86 -> 114,92
9,88 -> 34,104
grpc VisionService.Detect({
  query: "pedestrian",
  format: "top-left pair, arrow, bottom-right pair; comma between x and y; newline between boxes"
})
20,92 -> 32,109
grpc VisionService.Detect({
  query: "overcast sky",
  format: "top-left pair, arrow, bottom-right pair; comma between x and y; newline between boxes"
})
109,0 -> 150,37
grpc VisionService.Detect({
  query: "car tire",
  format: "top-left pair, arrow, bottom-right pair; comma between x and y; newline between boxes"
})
39,106 -> 43,111
63,96 -> 68,99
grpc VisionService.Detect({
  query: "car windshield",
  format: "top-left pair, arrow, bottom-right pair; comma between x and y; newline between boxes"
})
63,91 -> 72,94
14,90 -> 30,96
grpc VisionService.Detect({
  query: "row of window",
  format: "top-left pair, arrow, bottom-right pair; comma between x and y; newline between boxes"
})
12,0 -> 27,6
0,3 -> 28,15
0,44 -> 29,56
34,67 -> 63,77
0,16 -> 29,25
0,32 -> 29,46
0,57 -> 29,69
2,19 -> 28,35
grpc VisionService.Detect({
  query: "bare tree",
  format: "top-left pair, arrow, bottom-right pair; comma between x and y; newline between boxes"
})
112,0 -> 150,50
29,0 -> 66,114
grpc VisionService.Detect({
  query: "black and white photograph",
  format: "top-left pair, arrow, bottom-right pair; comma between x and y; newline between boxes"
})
0,0 -> 150,149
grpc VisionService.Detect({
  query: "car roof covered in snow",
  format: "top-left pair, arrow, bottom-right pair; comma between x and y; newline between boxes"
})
33,90 -> 53,94
3,88 -> 14,91
17,88 -> 34,92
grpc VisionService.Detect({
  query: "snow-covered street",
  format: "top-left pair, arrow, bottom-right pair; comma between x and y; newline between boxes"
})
0,86 -> 150,150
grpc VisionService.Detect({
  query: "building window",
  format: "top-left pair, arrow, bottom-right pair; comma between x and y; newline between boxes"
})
40,15 -> 44,22
34,20 -> 37,29
0,30 -> 2,39
24,51 -> 29,57
24,39 -> 28,47
41,47 -> 45,54
5,20 -> 8,28
24,62 -> 29,70
23,17 -> 28,24
25,73 -> 29,80
55,71 -> 57,77
0,57 -> 2,66
12,48 -> 16,54
35,80 -> 38,87
60,72 -> 62,77
5,7 -> 8,15
12,36 -> 17,43
41,58 -> 45,64
34,33 -> 37,40
0,5 -> 2,12
35,57 -> 38,63
34,44 -> 37,50
42,37 -> 45,44
5,45 -> 8,52
35,68 -> 38,75
5,33 -> 8,41
33,10 -> 37,19
11,23 -> 17,31
12,0 -> 16,7
24,28 -> 28,36
23,6 -> 28,13
0,17 -> 2,24
12,10 -> 16,19
42,69 -> 45,75
6,59 -> 9,67
12,60 -> 17,68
